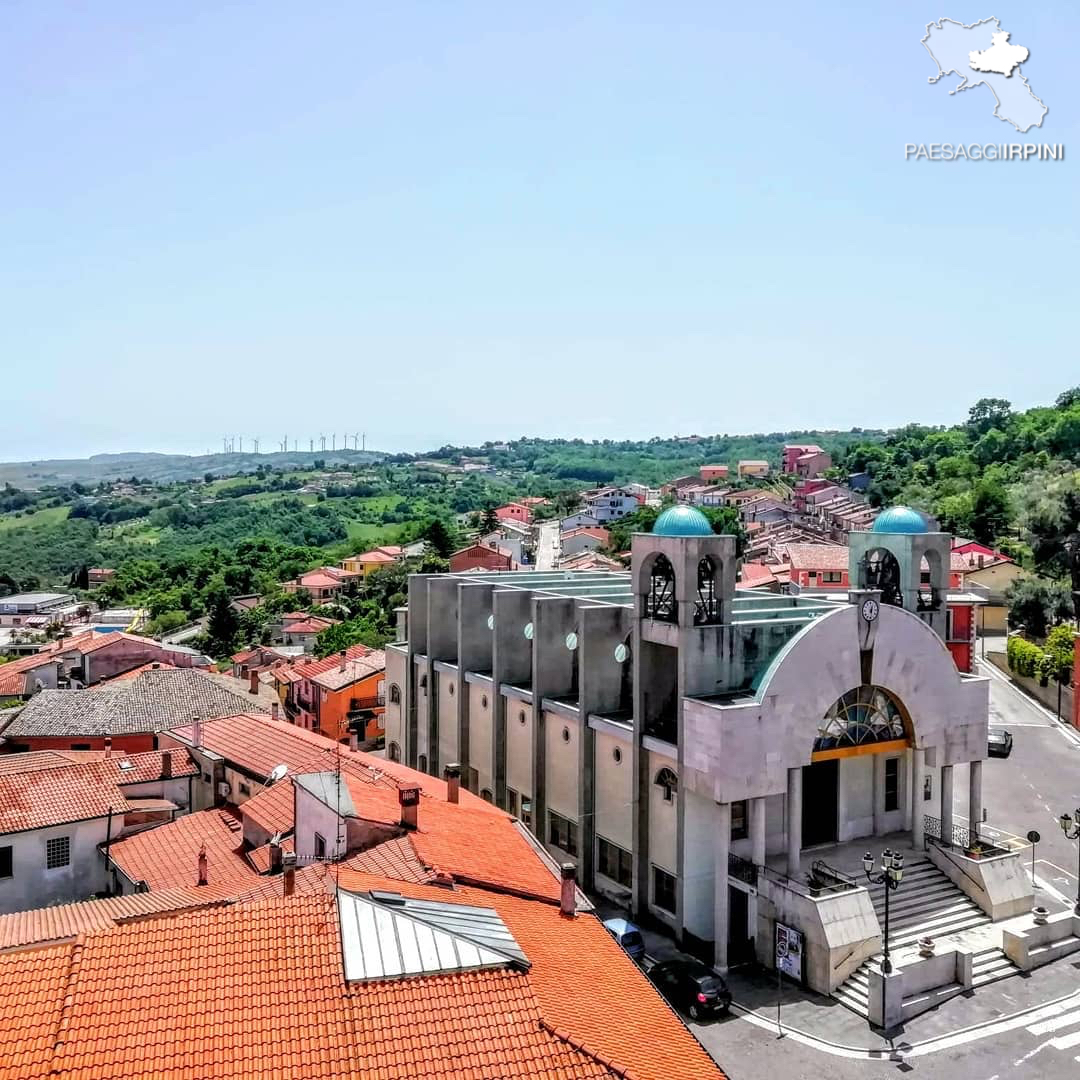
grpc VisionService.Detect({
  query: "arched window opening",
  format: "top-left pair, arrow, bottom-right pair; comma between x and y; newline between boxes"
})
694,556 -> 721,625
860,548 -> 903,607
418,753 -> 428,773
645,554 -> 677,622
389,684 -> 401,705
388,742 -> 401,762
815,686 -> 908,753
654,767 -> 678,803
918,552 -> 943,612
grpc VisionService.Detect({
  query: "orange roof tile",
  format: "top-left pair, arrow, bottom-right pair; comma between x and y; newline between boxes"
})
0,942 -> 71,1080
780,543 -> 849,571
0,759 -> 132,835
107,808 -> 259,892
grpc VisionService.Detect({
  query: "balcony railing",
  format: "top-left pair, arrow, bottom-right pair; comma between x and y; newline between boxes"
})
923,815 -> 1010,857
348,695 -> 385,714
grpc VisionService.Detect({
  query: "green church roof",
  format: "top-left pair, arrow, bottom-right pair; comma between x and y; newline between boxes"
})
872,506 -> 928,534
652,505 -> 714,537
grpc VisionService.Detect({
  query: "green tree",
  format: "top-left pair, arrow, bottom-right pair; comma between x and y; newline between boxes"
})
970,477 -> 1011,545
967,398 -> 1013,437
1015,467 -> 1080,619
421,518 -> 456,557
701,506 -> 748,557
1005,577 -> 1073,639
1055,387 -> 1080,410
480,507 -> 500,535
206,590 -> 240,656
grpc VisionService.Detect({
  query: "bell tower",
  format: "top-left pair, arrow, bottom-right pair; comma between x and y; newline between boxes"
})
849,506 -> 950,640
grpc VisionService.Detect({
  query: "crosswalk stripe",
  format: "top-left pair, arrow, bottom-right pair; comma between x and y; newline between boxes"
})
1027,1007 -> 1080,1036
1050,1029 -> 1080,1051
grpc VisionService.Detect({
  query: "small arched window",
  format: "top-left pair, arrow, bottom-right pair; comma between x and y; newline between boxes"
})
418,753 -> 428,773
389,684 -> 401,705
694,556 -> 720,625
655,767 -> 678,803
481,788 -> 494,803
645,554 -> 677,623
388,742 -> 401,762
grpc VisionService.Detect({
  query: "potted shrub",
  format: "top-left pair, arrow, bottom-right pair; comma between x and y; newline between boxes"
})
918,937 -> 935,957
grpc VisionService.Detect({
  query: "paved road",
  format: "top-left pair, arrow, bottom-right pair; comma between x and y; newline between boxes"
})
697,662 -> 1080,1079
534,519 -> 560,570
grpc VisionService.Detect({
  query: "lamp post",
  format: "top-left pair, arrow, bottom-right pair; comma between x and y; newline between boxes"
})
863,848 -> 904,974
1058,809 -> 1080,915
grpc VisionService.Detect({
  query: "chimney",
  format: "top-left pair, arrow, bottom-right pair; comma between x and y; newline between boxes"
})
269,840 -> 283,875
161,750 -> 172,779
339,652 -> 348,673
349,730 -> 359,752
271,702 -> 280,721
192,714 -> 202,749
249,669 -> 260,695
197,844 -> 208,887
398,784 -> 421,830
151,662 -> 160,670
444,763 -> 461,804
103,737 -> 112,759
282,851 -> 296,896
559,863 -> 577,918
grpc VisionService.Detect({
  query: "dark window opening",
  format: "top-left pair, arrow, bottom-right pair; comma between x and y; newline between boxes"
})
314,833 -> 327,859
548,811 -> 579,856
655,767 -> 678,803
694,557 -> 721,625
0,846 -> 11,879
731,799 -> 748,840
653,865 -> 677,914
645,554 -> 677,623
884,758 -> 899,812
598,837 -> 632,888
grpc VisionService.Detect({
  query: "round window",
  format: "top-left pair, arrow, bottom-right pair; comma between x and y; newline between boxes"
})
519,710 -> 527,725
487,614 -> 495,630
562,727 -> 571,743
523,622 -> 534,640
614,642 -> 630,664
613,747 -> 623,764
565,631 -> 579,651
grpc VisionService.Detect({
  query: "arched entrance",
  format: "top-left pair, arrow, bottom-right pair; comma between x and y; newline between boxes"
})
803,686 -> 912,847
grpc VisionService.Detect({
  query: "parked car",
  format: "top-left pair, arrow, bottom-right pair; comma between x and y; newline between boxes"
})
647,959 -> 732,1020
602,917 -> 645,962
988,727 -> 1013,758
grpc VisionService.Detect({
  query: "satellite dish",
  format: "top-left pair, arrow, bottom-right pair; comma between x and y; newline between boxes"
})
268,763 -> 288,784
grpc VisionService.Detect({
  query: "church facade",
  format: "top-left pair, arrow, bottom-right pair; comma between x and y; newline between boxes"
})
384,505 -> 1027,994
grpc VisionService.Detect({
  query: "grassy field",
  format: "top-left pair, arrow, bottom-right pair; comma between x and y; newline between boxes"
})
0,506 -> 70,533
344,521 -> 406,546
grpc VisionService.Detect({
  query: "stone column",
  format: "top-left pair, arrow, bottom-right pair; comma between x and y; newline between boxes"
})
872,753 -> 884,836
714,802 -> 731,972
911,748 -> 925,849
786,768 -> 802,879
940,764 -> 954,846
749,797 -> 766,954
969,760 -> 983,839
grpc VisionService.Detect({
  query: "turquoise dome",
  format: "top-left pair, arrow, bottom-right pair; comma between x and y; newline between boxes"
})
652,505 -> 714,537
872,506 -> 928,534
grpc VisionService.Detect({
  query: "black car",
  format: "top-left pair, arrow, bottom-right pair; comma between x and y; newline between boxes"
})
988,727 -> 1013,758
647,959 -> 732,1020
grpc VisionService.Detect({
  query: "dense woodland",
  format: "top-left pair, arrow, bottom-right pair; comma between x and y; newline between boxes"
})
0,392 -> 1077,660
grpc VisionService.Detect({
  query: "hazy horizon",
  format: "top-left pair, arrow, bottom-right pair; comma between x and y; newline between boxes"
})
3,4 -> 1075,461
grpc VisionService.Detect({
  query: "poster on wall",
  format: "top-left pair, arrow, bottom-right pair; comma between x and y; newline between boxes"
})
775,923 -> 803,982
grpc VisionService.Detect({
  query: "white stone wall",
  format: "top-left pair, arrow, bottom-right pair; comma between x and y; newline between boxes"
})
1,818 -> 110,913
468,681 -> 494,796
648,749 -> 678,882
593,730 -> 633,851
682,790 -> 716,941
543,709 -> 578,823
294,783 -> 347,862
383,646 -> 407,756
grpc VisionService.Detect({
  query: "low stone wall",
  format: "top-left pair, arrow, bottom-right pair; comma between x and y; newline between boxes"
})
986,650 -> 1075,723
868,948 -> 972,1029
1003,910 -> 1080,970
926,841 -> 1033,921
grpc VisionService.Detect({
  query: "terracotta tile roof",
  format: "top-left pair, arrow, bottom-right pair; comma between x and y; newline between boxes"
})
281,616 -> 338,635
107,807 -> 259,892
0,767 -> 129,835
0,941 -> 71,1080
1,668 -> 273,739
779,543 -> 850,571
353,549 -> 397,564
0,886 -> 725,1080
309,651 -> 386,691
0,888 -> 224,952
0,750 -> 103,776
241,776 -> 296,836
951,550 -> 1012,572
247,835 -> 295,873
739,561 -> 778,587
230,648 -> 259,664
292,644 -> 374,681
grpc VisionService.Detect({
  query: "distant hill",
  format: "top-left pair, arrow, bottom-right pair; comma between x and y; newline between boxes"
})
0,449 -> 386,489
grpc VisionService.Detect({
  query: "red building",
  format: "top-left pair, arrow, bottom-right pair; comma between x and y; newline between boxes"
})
494,502 -> 533,525
449,542 -> 514,573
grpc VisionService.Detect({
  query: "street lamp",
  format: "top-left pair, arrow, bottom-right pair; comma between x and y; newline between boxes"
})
1058,809 -> 1080,914
863,848 -> 904,974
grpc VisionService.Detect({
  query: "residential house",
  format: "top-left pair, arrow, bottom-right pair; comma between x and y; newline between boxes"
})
495,502 -> 533,525
782,444 -> 832,477
0,749 -> 196,914
580,487 -> 642,523
449,542 -> 514,573
951,546 -> 1027,632
0,666 -> 276,754
3,766 -> 725,1080
278,612 -> 338,650
700,464 -> 730,483
43,630 -> 211,686
736,459 -> 770,478
280,565 -> 360,601
340,546 -> 404,577
86,569 -> 116,587
0,654 -> 62,701
558,511 -> 603,531
559,526 -> 610,557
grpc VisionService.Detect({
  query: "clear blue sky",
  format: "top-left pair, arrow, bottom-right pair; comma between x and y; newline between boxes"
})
2,3 -> 1075,459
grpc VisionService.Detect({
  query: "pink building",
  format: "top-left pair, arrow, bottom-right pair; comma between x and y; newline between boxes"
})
495,502 -> 533,525
782,444 -> 832,477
